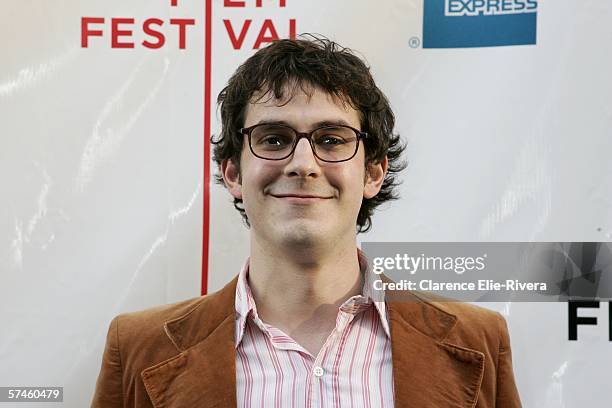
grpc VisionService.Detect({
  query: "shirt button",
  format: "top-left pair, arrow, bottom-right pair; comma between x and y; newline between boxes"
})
313,366 -> 324,377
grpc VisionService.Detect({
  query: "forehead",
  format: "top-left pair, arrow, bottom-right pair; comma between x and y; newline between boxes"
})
243,84 -> 361,130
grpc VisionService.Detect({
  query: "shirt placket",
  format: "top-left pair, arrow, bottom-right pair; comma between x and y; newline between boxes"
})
307,309 -> 355,408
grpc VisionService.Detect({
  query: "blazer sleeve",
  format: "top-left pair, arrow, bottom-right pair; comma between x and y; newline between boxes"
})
91,316 -> 124,407
495,312 -> 522,408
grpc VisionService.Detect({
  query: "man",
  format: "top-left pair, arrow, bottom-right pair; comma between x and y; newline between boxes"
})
92,36 -> 521,407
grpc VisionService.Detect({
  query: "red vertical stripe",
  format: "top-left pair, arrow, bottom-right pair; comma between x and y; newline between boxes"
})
201,0 -> 213,295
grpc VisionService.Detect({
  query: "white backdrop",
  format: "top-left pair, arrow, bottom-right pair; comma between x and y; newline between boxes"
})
1,0 -> 611,406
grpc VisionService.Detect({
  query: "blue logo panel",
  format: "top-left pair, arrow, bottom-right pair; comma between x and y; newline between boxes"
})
423,0 -> 538,48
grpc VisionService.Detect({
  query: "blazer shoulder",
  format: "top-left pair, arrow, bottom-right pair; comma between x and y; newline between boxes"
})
405,290 -> 507,346
103,279 -> 237,381
107,297 -> 206,368
116,296 -> 205,334
113,275 -> 238,343
437,299 -> 503,327
411,290 -> 503,325
432,298 -> 509,354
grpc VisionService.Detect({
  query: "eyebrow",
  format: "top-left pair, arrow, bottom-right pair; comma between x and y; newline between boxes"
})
254,119 -> 355,128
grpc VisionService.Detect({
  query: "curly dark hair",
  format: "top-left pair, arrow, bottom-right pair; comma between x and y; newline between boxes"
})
212,34 -> 406,233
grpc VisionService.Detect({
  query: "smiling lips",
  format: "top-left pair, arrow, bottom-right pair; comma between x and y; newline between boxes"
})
270,193 -> 333,203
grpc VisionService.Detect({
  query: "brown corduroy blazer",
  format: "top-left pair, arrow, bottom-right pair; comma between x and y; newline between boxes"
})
91,275 -> 521,407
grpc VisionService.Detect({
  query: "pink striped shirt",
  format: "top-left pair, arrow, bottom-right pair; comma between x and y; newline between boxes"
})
235,251 -> 395,408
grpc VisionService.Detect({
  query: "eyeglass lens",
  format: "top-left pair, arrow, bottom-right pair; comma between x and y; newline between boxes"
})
249,124 -> 359,162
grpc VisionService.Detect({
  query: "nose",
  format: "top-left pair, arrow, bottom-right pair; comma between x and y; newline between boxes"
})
283,137 -> 321,178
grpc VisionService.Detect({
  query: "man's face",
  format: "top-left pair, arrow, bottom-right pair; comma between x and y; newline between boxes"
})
222,85 -> 386,249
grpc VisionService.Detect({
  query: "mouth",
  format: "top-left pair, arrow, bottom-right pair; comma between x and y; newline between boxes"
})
270,193 -> 333,204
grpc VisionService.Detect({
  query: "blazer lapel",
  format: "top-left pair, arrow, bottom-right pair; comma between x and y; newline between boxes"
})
385,277 -> 485,408
141,277 -> 239,408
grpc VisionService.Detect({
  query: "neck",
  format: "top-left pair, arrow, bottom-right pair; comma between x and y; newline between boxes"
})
247,233 -> 363,332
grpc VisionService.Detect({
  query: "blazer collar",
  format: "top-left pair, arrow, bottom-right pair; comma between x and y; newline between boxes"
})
141,274 -> 484,408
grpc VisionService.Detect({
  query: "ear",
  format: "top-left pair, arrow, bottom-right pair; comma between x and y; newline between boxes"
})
363,156 -> 388,199
221,158 -> 242,200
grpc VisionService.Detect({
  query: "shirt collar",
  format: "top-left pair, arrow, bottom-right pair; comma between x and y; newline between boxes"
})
234,248 -> 390,348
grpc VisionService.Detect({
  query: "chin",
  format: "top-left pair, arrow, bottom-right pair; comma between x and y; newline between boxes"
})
276,221 -> 326,248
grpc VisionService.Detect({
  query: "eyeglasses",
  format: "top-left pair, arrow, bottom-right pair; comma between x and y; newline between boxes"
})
239,123 -> 369,163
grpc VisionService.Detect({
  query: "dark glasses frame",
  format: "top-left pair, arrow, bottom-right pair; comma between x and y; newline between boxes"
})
239,123 -> 369,163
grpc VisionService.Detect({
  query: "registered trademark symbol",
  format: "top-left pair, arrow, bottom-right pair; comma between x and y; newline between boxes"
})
409,37 -> 421,48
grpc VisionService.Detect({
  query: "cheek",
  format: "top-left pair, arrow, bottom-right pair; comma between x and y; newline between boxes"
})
239,160 -> 279,201
329,164 -> 366,198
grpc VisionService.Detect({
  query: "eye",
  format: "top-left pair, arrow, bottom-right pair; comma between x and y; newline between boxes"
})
260,134 -> 292,146
252,125 -> 295,148
314,132 -> 349,147
319,135 -> 346,145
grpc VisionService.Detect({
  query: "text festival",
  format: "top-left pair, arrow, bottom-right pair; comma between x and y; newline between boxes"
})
81,0 -> 296,50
